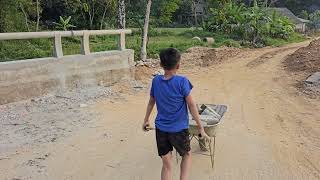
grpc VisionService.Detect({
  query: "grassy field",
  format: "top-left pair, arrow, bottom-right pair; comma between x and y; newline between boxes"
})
0,28 -> 306,62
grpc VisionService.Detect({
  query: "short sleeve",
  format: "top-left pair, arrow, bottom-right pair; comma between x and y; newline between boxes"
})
150,78 -> 155,97
181,77 -> 193,97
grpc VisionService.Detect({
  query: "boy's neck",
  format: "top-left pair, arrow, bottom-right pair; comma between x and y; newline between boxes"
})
164,69 -> 177,79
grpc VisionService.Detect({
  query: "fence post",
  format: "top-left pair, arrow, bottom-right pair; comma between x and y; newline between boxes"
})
118,31 -> 126,50
81,30 -> 90,55
53,32 -> 63,58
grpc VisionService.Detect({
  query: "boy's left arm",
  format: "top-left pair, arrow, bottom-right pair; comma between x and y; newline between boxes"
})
186,94 -> 210,140
142,96 -> 155,131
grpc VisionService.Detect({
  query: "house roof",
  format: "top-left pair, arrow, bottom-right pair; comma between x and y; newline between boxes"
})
298,18 -> 311,23
267,8 -> 309,24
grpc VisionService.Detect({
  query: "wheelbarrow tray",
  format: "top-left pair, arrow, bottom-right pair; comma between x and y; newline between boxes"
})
189,104 -> 227,137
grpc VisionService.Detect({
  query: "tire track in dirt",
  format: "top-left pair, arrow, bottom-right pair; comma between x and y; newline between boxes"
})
246,46 -> 301,68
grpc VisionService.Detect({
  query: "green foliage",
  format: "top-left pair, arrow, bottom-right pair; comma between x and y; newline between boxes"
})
0,28 -> 307,62
204,2 -> 246,33
0,29 -> 205,62
0,0 -> 31,32
179,29 -> 214,38
264,11 -> 295,39
148,28 -> 176,37
310,10 -> 320,29
153,0 -> 181,25
204,1 -> 296,46
299,10 -> 309,19
241,2 -> 266,45
53,16 -> 76,31
0,39 -> 52,61
263,32 -> 305,47
222,39 -> 241,48
159,0 -> 181,24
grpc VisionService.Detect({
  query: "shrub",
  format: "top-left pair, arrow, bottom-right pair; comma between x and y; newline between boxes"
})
310,10 -> 320,29
265,11 -> 295,39
203,1 -> 296,47
222,39 -> 241,48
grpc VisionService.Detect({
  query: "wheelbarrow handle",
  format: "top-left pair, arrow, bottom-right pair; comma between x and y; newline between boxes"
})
144,126 -> 156,131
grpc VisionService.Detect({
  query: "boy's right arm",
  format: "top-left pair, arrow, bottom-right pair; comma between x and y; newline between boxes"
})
142,96 -> 155,131
186,94 -> 210,140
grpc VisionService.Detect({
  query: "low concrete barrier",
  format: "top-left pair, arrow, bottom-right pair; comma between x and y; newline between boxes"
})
0,50 -> 134,104
0,29 -> 135,105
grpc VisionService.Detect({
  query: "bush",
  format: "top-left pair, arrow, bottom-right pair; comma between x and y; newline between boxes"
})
265,11 -> 295,39
222,39 -> 241,48
203,1 -> 296,47
263,33 -> 305,47
310,10 -> 320,29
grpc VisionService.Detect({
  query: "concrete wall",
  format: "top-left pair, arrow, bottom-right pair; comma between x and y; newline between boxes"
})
0,50 -> 134,105
296,23 -> 306,33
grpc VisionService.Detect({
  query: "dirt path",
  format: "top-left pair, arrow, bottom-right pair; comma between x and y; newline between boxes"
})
1,41 -> 320,180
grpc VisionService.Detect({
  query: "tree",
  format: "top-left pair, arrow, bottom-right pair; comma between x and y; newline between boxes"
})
152,0 -> 181,26
192,0 -> 198,26
140,0 -> 152,61
118,0 -> 126,29
36,0 -> 40,31
100,0 -> 116,29
82,0 -> 97,29
310,10 -> 320,29
0,0 -> 29,32
126,0 -> 146,28
19,2 -> 30,32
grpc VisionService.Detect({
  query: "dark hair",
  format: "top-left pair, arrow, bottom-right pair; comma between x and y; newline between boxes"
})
159,48 -> 181,70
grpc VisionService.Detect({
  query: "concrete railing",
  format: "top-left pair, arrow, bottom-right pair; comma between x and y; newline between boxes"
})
0,29 -> 132,58
0,29 -> 135,104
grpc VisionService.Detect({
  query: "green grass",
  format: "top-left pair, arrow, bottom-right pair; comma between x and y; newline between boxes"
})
0,39 -> 53,61
0,28 -> 306,62
263,33 -> 306,47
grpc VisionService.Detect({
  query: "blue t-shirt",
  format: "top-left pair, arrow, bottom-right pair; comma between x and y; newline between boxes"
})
150,75 -> 193,133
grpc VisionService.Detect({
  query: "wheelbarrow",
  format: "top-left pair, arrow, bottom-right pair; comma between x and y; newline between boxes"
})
185,104 -> 227,169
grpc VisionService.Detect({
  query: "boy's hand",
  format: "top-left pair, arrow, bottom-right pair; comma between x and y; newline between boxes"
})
142,121 -> 150,132
199,127 -> 210,140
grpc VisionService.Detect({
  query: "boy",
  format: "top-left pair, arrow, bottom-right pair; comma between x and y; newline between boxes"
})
142,48 -> 209,180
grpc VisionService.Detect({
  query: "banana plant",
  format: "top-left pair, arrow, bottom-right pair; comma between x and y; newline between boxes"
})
53,16 -> 76,31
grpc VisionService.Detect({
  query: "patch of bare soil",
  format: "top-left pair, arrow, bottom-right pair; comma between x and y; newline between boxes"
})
182,47 -> 241,68
134,47 -> 242,82
283,39 -> 320,97
134,66 -> 155,82
247,47 -> 297,68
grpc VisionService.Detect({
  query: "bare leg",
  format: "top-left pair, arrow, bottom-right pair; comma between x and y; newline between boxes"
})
180,151 -> 191,180
161,152 -> 173,180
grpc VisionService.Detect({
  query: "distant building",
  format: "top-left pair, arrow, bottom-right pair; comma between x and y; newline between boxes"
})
267,8 -> 310,33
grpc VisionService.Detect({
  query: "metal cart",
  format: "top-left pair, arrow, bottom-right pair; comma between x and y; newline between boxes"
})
187,104 -> 227,169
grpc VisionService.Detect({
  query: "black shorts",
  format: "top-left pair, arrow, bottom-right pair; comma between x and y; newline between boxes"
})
156,128 -> 191,157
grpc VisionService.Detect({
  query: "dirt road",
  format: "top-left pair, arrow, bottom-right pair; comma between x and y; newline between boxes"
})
1,41 -> 320,180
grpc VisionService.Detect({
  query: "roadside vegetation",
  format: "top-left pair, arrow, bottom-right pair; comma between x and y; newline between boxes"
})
0,27 -> 305,62
1,0 -> 319,62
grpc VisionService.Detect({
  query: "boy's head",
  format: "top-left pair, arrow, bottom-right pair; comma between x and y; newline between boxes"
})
159,48 -> 181,70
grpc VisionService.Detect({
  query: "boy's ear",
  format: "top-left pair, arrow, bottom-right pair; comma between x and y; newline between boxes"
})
176,63 -> 180,70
